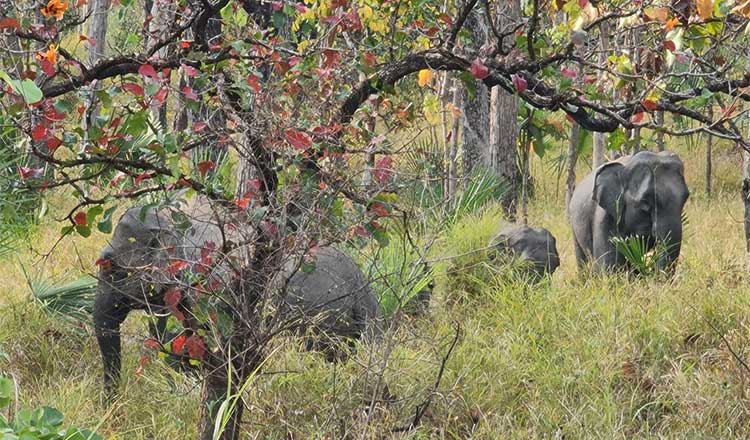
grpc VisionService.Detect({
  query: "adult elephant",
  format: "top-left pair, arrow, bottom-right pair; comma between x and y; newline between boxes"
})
569,151 -> 689,272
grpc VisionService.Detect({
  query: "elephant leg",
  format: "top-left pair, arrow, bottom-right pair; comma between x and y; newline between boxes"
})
573,236 -> 588,270
93,283 -> 132,399
592,230 -> 620,272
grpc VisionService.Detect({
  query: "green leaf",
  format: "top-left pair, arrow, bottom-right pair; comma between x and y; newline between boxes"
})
86,206 -> 103,225
0,71 -> 43,104
75,225 -> 91,238
606,128 -> 627,152
0,377 -> 13,409
97,206 -> 117,234
457,71 -> 477,99
39,406 -> 63,428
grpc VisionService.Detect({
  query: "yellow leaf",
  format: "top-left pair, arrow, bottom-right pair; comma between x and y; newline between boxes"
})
423,93 -> 440,125
697,0 -> 713,20
417,69 -> 433,87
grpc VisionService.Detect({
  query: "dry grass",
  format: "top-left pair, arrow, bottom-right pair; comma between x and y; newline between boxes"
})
3,138 -> 750,438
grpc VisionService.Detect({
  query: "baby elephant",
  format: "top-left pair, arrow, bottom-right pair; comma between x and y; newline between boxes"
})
280,246 -> 384,360
489,224 -> 560,278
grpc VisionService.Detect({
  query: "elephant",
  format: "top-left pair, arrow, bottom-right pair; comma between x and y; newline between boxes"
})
568,150 -> 689,272
278,246 -> 384,360
94,202 -> 383,396
489,224 -> 560,278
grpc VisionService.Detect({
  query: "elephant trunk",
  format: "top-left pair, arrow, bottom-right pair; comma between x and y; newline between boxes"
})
654,220 -> 682,271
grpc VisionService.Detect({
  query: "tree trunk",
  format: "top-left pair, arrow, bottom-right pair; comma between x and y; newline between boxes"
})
743,151 -> 750,256
592,22 -> 610,169
88,0 -> 110,64
706,106 -> 713,198
630,28 -> 642,154
448,78 -> 461,198
487,0 -> 520,219
488,86 -> 518,219
460,7 -> 490,180
520,128 -> 530,225
565,123 -> 579,216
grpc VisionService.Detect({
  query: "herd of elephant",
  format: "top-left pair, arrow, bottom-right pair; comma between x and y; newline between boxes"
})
93,150 -> 690,395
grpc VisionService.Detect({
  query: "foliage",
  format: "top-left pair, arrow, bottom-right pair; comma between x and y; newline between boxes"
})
0,376 -> 102,440
28,275 -> 97,324
611,235 -> 670,276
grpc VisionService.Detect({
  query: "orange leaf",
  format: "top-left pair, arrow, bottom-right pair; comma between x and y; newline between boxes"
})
697,0 -> 713,20
73,211 -> 87,226
642,99 -> 658,112
664,17 -> 680,31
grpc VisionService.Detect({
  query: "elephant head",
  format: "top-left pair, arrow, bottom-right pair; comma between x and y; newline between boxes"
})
490,224 -> 560,278
593,151 -> 689,270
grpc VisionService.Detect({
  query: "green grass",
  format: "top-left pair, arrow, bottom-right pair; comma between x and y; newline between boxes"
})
3,138 -> 750,438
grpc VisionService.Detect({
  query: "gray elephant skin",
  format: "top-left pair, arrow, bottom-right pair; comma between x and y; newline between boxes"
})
94,204 -> 382,395
489,224 -> 560,278
568,151 -> 689,272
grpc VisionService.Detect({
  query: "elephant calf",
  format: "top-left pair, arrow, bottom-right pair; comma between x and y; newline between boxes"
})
568,150 -> 689,272
489,224 -> 560,278
280,246 -> 384,360
94,203 -> 383,395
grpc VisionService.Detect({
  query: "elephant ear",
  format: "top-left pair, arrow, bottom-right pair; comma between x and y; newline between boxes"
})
593,162 -> 626,219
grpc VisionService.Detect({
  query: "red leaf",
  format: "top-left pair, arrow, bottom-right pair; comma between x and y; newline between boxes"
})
469,59 -> 489,80
247,74 -> 261,93
134,171 -> 155,186
180,40 -> 192,49
234,195 -> 250,210
95,257 -> 112,270
172,334 -> 187,354
41,59 -> 56,76
565,114 -> 575,123
122,82 -> 144,97
166,260 -> 190,276
374,156 -> 393,183
284,128 -> 313,150
193,121 -> 207,132
438,14 -> 453,26
631,112 -> 645,123
293,3 -> 307,13
369,201 -> 390,218
18,166 -> 43,180
138,64 -> 159,80
182,86 -> 198,101
561,67 -> 577,79
511,74 -> 527,93
164,287 -> 182,308
197,160 -> 216,176
642,99 -> 658,112
31,125 -> 49,141
578,0 -> 587,6
362,52 -> 377,68
184,335 -> 206,360
272,0 -> 282,10
663,40 -> 676,52
182,64 -> 198,77
353,225 -> 369,238
73,211 -> 87,226
135,355 -> 148,377
46,137 -> 62,151
322,49 -> 341,68
144,337 -> 160,349
0,18 -> 20,30
153,87 -> 168,105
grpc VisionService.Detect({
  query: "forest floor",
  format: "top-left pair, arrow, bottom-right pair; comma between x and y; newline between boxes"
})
2,139 -> 750,439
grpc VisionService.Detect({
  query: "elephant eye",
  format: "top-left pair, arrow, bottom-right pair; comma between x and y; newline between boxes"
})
638,202 -> 651,213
